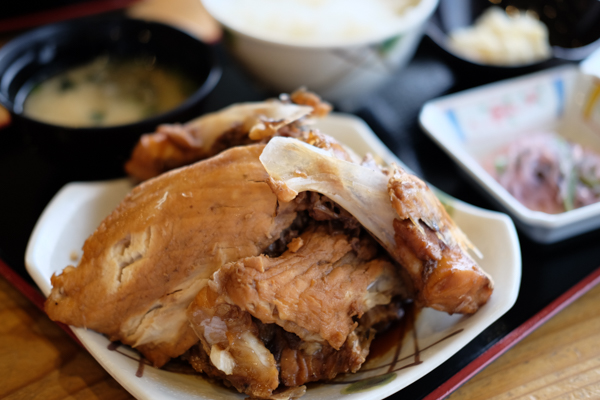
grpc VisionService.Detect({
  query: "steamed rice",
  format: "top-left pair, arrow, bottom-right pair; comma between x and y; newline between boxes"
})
203,0 -> 421,45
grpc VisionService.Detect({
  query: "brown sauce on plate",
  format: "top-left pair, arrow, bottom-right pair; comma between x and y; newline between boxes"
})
108,301 -> 464,387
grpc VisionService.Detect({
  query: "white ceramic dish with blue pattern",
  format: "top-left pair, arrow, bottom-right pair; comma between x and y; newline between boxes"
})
420,63 -> 600,243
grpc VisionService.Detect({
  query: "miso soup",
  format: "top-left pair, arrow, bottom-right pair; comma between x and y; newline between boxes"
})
23,56 -> 196,127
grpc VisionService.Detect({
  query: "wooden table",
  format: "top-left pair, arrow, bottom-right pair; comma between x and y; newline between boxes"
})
0,272 -> 132,399
447,282 -> 600,400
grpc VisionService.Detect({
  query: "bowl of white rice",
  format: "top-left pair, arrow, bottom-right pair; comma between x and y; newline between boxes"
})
201,0 -> 439,109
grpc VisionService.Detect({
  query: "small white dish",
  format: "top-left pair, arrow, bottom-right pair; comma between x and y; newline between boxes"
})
25,113 -> 521,400
420,64 -> 600,243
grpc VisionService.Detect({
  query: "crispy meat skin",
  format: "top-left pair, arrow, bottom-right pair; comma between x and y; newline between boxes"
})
125,89 -> 332,182
45,144 -> 301,367
388,168 -> 493,314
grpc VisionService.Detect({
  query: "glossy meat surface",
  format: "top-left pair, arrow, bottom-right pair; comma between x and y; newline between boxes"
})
388,168 -> 493,314
125,88 -> 332,182
187,223 -> 407,397
260,137 -> 493,314
188,288 -> 280,398
45,144 -> 300,367
212,224 -> 405,349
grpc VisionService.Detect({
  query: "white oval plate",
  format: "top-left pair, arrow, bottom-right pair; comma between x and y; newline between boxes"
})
25,113 -> 521,400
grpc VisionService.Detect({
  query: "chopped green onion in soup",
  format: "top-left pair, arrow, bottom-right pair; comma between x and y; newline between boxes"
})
23,56 -> 196,128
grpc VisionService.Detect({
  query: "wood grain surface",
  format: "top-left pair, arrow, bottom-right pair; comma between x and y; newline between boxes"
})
447,281 -> 600,400
0,274 -> 132,399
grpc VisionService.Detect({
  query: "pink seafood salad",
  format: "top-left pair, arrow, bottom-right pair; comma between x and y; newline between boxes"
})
485,132 -> 600,214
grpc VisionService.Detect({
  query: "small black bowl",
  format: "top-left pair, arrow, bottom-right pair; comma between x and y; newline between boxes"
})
0,15 -> 221,178
427,0 -> 600,73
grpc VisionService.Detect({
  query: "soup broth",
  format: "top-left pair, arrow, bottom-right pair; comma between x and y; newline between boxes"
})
23,56 -> 195,127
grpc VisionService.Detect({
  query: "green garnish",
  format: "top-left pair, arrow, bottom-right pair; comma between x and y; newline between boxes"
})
29,84 -> 41,95
494,155 -> 508,175
563,168 -> 577,211
378,35 -> 402,55
580,165 -> 600,188
59,78 -> 74,91
580,175 -> 598,187
90,111 -> 105,124
556,137 -> 576,211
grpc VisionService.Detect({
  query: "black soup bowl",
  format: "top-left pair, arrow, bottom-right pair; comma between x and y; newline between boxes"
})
427,0 -> 600,75
0,16 -> 221,178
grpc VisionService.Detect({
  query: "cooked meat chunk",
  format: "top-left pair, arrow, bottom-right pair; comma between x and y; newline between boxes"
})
260,137 -> 493,315
187,305 -> 391,393
186,336 -> 311,400
388,168 -> 493,314
124,102 -> 313,181
210,224 -> 406,349
275,328 -> 373,387
124,89 -> 333,182
288,87 -> 332,118
45,144 -> 302,367
188,289 -> 280,398
187,223 -> 407,397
